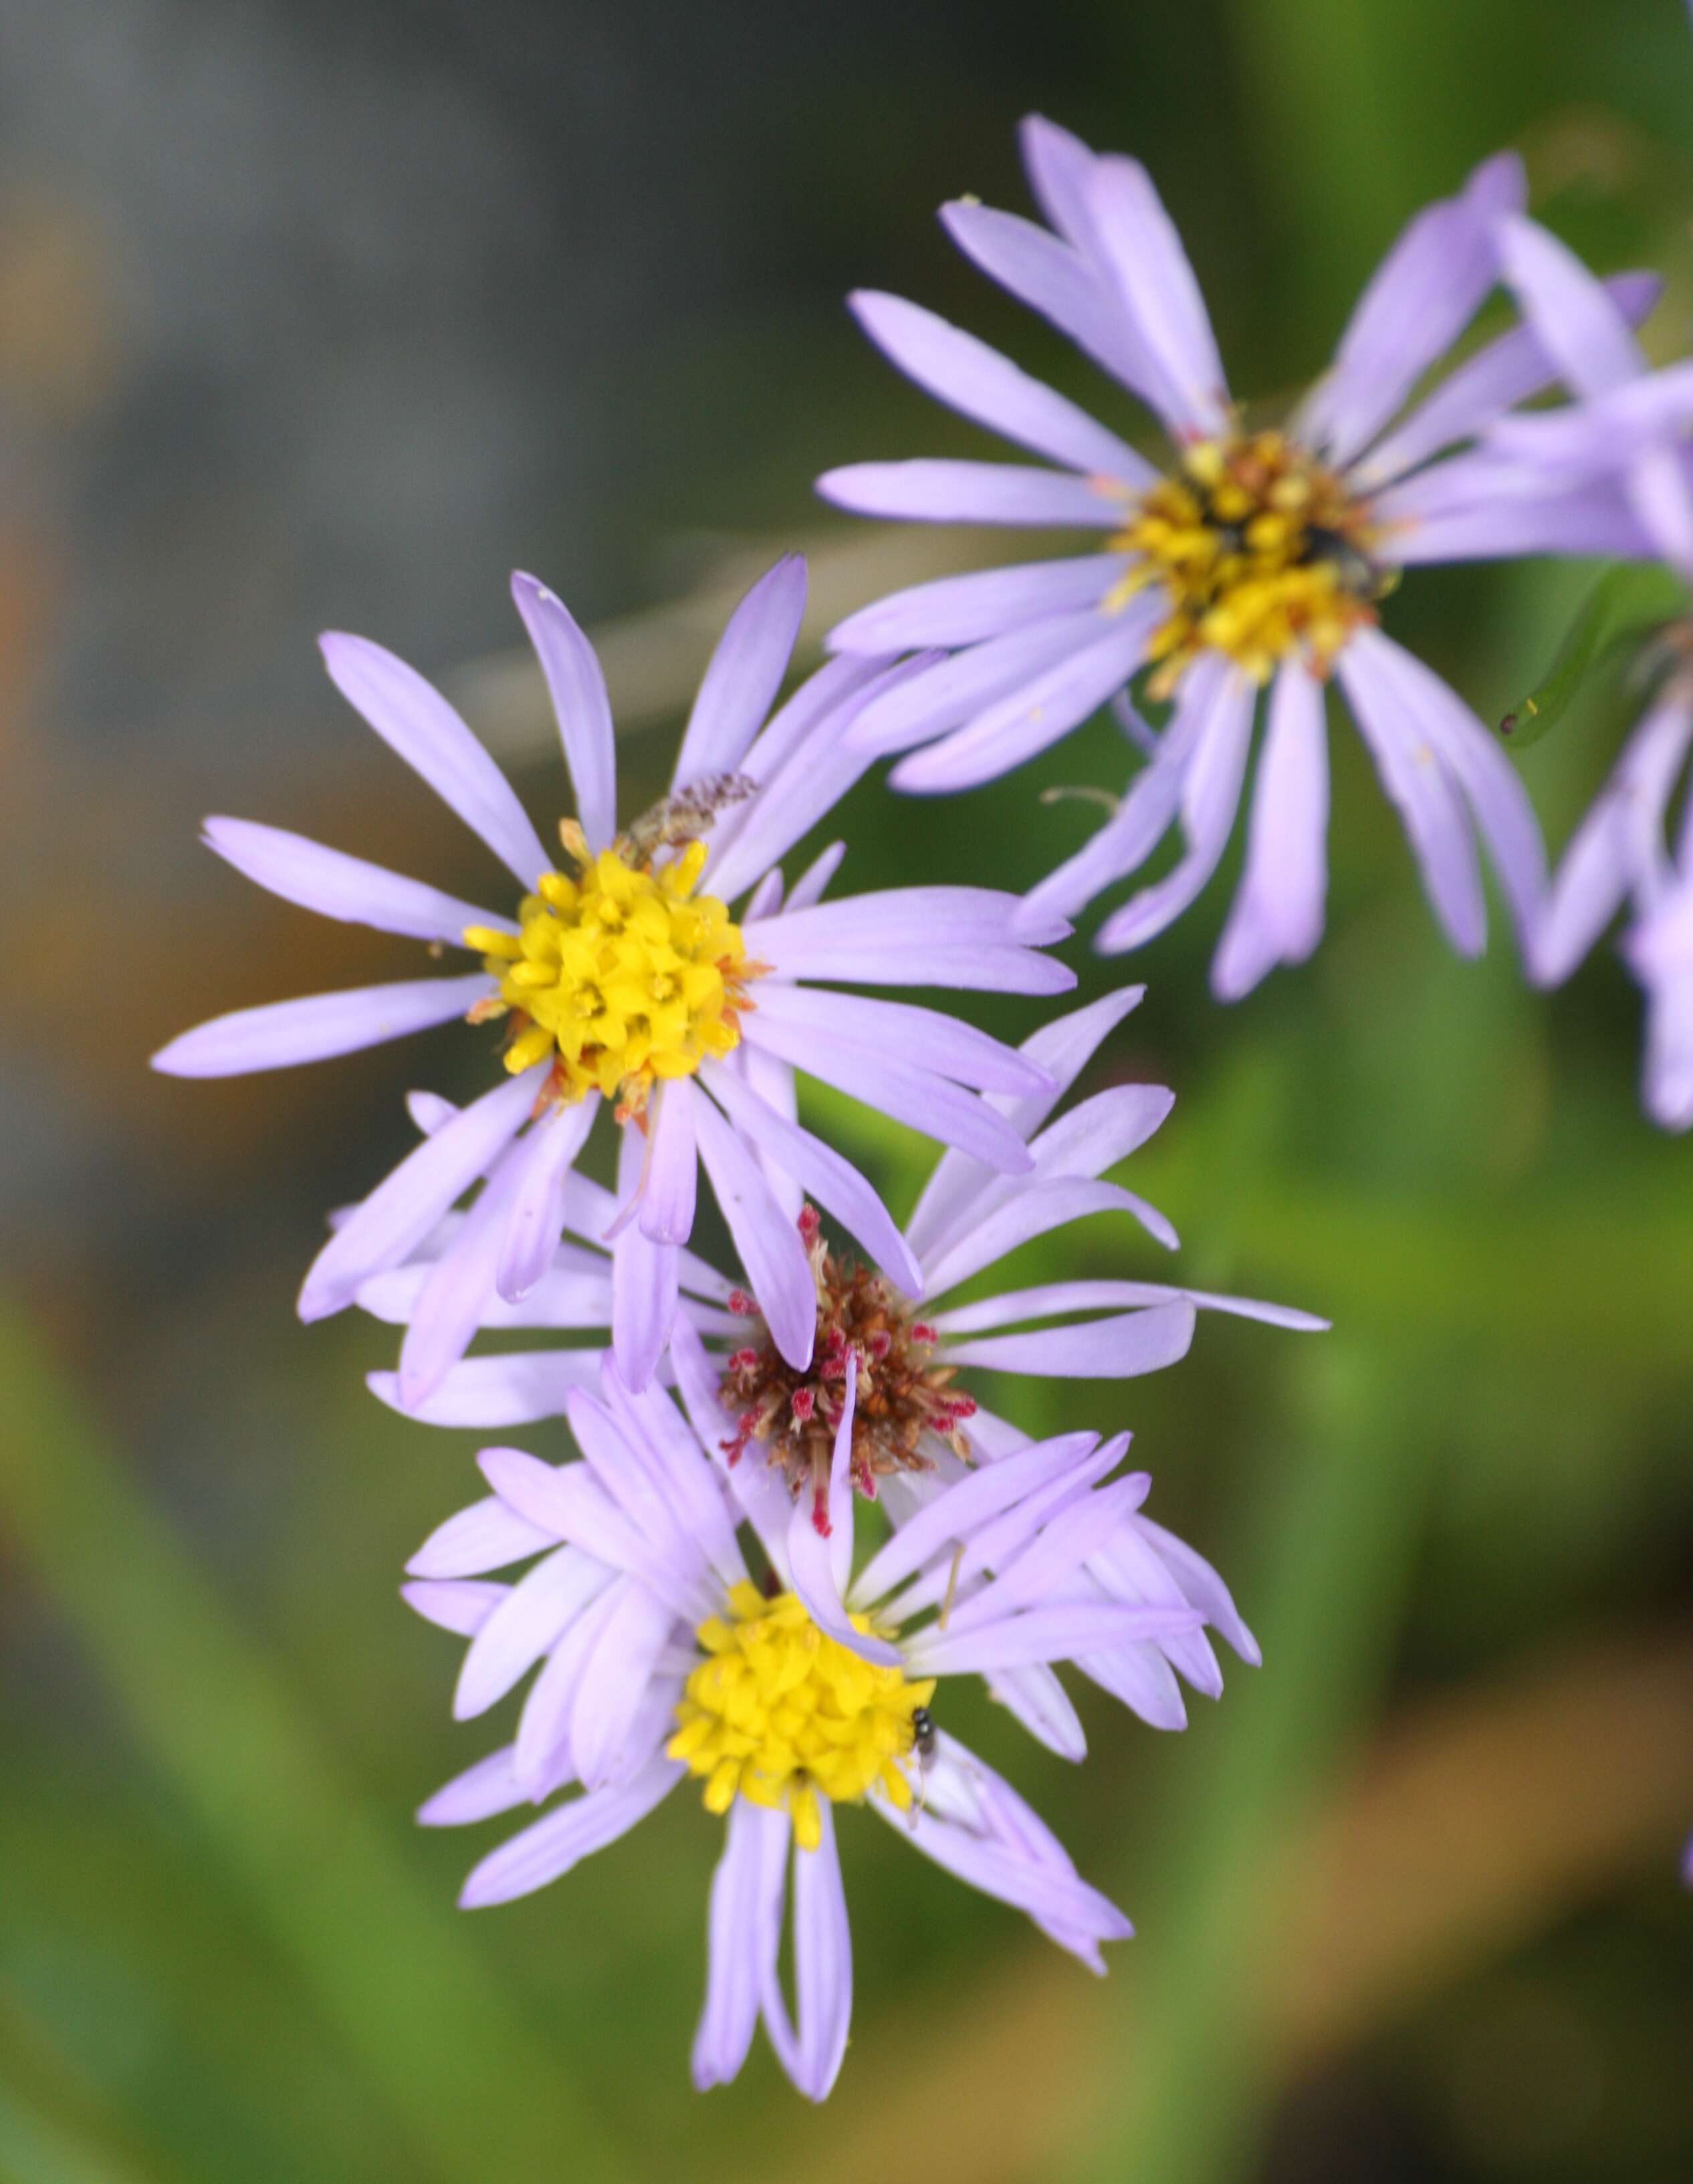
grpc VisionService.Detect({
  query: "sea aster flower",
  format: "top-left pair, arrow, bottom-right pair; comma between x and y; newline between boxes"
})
356,990 -> 1328,1544
817,118 -> 1662,993
1480,216 -> 1693,1128
152,559 -> 1075,1394
403,1349 -> 1242,2096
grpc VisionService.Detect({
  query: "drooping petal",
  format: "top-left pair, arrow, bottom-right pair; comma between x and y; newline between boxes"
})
671,555 -> 808,792
1211,660 -> 1329,1001
772,1802 -> 853,2103
748,983 -> 1050,1097
639,1078 -> 699,1247
510,573 -> 618,852
937,1300 -> 1196,1379
495,1094 -> 600,1304
453,1547 -> 615,1719
569,1582 -> 681,1792
611,1122 -> 680,1390
370,1348 -> 608,1429
457,1755 -> 682,1908
692,1092 -> 816,1371
905,1599 -> 1202,1676
401,1578 -> 507,1636
1494,211 -> 1647,401
151,974 -> 494,1078
1083,155 -> 1230,439
786,1360 -> 901,1665
396,1131 -> 535,1409
692,1798 -> 790,2091
406,1491 -> 554,1578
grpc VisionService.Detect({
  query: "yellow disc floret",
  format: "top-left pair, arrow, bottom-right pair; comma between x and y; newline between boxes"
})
667,1582 -> 935,1851
1109,429 -> 1393,697
463,835 -> 752,1116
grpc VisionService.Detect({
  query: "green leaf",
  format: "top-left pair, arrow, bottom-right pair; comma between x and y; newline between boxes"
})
1499,562 -> 1689,749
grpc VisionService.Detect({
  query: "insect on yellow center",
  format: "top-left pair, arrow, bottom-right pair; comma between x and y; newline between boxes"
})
1109,429 -> 1393,697
667,1582 -> 935,1851
463,832 -> 755,1117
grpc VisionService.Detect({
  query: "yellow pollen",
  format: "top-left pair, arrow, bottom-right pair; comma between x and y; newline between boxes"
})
667,1583 -> 934,1850
464,838 -> 755,1114
1108,429 -> 1394,697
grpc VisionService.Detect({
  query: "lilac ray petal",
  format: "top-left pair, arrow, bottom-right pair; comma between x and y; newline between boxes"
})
1095,671 -> 1256,954
699,1064 -> 922,1293
829,560 -> 1117,658
570,1583 -> 680,1792
849,289 -> 1149,479
453,1546 -> 615,1720
1212,660 -> 1330,1001
931,1278 -> 1325,1335
1076,1640 -> 1188,1727
939,195 -> 1155,405
672,555 -> 808,792
745,870 -> 784,919
1334,639 -> 1487,953
839,615 -> 1108,767
600,1368 -> 748,1591
787,1361 -> 900,1663
401,1579 -> 507,1636
742,1015 -> 1036,1173
407,1090 -> 459,1134
850,1430 -> 1103,1609
986,1662 -> 1088,1760
785,841 -> 846,913
938,1301 -> 1196,1380
1131,1514 -> 1260,1665
906,1599 -> 1203,1676
318,631 -> 548,887
728,653 -> 891,798
417,1748 -> 528,1828
152,973 -> 493,1078
748,882 -> 1070,961
1638,948 -> 1693,1130
924,1180 -> 1179,1308
564,1384 -> 703,1584
1354,270 -> 1661,489
889,607 -> 1158,794
297,1067 -> 541,1320
407,1491 -> 554,1579
201,817 -> 510,945
877,1780 -> 1133,1945
950,1477 -> 1152,1634
639,1078 -> 699,1246
750,984 -> 1050,1096
611,1120 -> 679,1390
458,1755 -> 683,1909
1020,112 -> 1106,253
493,1094 -> 600,1304
510,573 -> 618,853
512,1582 -> 633,1793
669,1316 -> 796,1584
921,1733 -> 1111,1962
785,1802 -> 853,2102
1025,1080 -> 1175,1179
1083,1522 -> 1227,1693
477,1451 -> 648,1572
1085,155 -> 1230,438
1625,441 -> 1693,573
816,459 -> 1123,527
1300,153 -> 1524,469
693,1798 -> 790,2092
396,1134 -> 536,1410
1381,475 -> 1655,564
370,1349 -> 608,1429
1495,212 -> 1646,401
693,1092 -> 816,1370
724,1042 -> 804,1219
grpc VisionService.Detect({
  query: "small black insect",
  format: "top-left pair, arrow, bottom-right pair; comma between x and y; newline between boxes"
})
1303,525 -> 1389,600
911,1705 -> 937,1762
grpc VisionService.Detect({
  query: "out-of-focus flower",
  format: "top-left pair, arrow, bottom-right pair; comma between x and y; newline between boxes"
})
403,1352 -> 1241,2096
818,120 -> 1662,993
356,992 -> 1328,1502
154,559 -> 1076,1394
1485,217 -> 1693,1128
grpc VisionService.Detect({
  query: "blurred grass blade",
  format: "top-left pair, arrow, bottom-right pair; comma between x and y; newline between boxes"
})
1500,562 -> 1688,747
0,2077 -> 164,2184
0,1300 -> 632,2184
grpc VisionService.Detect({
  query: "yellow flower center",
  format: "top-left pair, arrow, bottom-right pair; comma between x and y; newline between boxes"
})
1109,429 -> 1393,697
463,834 -> 752,1116
667,1582 -> 935,1851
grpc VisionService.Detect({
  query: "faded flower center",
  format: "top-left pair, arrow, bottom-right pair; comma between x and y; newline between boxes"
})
1111,429 -> 1392,696
465,833 -> 752,1116
667,1581 -> 933,1848
718,1207 -> 978,1526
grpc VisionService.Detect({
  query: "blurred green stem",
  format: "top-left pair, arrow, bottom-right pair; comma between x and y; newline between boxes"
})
0,1302 -> 635,2184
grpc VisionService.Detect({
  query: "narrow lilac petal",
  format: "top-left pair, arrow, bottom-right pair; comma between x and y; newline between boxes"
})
743,1014 -> 1037,1173
1496,212 -> 1646,400
513,1580 -> 630,1793
407,1491 -> 554,1578
458,1756 -> 682,1908
1212,660 -> 1329,1001
950,1477 -> 1152,1634
396,1133 -> 534,1409
1355,270 -> 1661,489
417,1748 -> 527,1828
692,1092 -> 816,1371
1382,476 -> 1655,564
611,1120 -> 679,1390
401,1578 -> 507,1636
933,1278 -> 1327,1335
598,1368 -> 748,1592
890,607 -> 1157,794
570,1583 -> 679,1792
297,1068 -> 540,1320
785,841 -> 846,913
699,1063 -> 922,1294
564,1382 -> 702,1582
453,1547 -> 614,1719
495,1094 -> 600,1304
728,652 -> 891,798
692,1798 -> 789,2091
1020,113 -> 1105,252
318,631 -> 548,888
371,1349 -> 608,1429
1077,1641 -> 1189,1729
1084,156 -> 1230,437
840,615 -> 1111,767
829,560 -> 1118,659
986,1663 -> 1088,1761
672,556 -> 808,793
669,1316 -> 796,1585
1639,953 -> 1693,1130
1334,641 -> 1486,953
201,817 -> 509,946
750,984 -> 1050,1096
639,1079 -> 699,1246
407,1090 -> 459,1135
510,573 -> 618,852
476,1453 -> 687,1618
880,1786 -> 1133,1945
152,974 -> 492,1078
1625,443 -> 1693,574
816,459 -> 1123,527
786,1802 -> 853,2102
939,1300 -> 1196,1379
787,1362 -> 901,1664
1131,1514 -> 1260,1666
748,883 -> 1070,961
848,289 -> 1149,479
907,1600 -> 1202,1676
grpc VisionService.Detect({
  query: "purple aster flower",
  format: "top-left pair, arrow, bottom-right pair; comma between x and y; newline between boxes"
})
403,1351 -> 1243,2096
817,119 -> 1663,993
153,558 -> 1075,1394
354,991 -> 1327,1505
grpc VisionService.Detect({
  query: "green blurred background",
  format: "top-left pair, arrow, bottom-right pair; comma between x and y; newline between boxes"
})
4,1 -> 1693,2177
